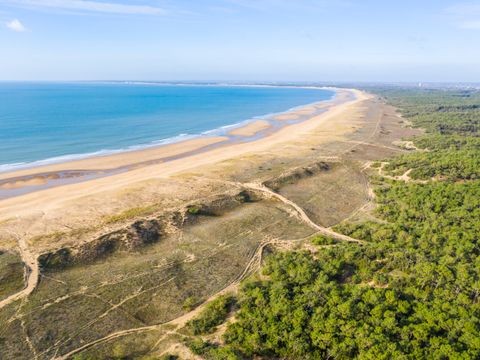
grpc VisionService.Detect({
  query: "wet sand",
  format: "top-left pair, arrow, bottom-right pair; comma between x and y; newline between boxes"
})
228,120 -> 271,136
0,136 -> 228,181
275,113 -> 300,121
0,136 -> 229,199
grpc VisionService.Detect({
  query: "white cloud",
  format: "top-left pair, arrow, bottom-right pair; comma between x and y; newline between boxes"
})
3,0 -> 167,15
6,18 -> 26,31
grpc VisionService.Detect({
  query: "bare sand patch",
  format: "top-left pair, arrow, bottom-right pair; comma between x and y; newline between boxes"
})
275,113 -> 300,121
274,106 -> 317,121
228,120 -> 271,136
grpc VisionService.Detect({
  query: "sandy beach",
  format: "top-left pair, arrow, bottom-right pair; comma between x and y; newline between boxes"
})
0,88 -> 369,249
274,113 -> 300,121
0,87 -> 352,191
0,136 -> 229,181
0,88 -> 344,183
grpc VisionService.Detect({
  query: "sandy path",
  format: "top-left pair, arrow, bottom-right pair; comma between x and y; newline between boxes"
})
0,237 -> 39,310
242,182 -> 365,244
376,162 -> 427,183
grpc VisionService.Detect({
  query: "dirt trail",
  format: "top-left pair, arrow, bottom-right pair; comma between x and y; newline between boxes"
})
242,182 -> 365,245
397,168 -> 413,182
376,162 -> 428,184
344,140 -> 405,152
0,237 -> 39,310
193,176 -> 366,245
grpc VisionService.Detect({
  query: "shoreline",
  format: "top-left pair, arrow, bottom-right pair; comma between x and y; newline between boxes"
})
0,84 -> 336,175
0,88 -> 359,201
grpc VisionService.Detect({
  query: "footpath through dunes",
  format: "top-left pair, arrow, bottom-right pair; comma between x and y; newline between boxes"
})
0,237 -> 39,310
0,90 -> 421,359
241,182 -> 365,245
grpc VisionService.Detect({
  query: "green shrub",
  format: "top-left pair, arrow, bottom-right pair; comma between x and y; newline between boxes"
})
186,339 -> 211,355
182,296 -> 200,311
187,206 -> 201,215
186,339 -> 241,360
160,355 -> 178,360
187,295 -> 236,335
311,234 -> 337,245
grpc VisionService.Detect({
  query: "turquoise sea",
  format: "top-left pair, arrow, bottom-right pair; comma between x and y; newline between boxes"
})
0,83 -> 334,172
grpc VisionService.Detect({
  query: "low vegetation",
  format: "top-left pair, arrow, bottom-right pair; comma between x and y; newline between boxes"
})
187,339 -> 240,360
104,204 -> 160,224
187,294 -> 237,335
311,234 -> 338,246
0,252 -> 25,301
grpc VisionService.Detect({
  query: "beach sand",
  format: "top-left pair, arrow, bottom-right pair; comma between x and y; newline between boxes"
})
275,113 -> 300,121
0,88 -> 349,181
228,120 -> 271,136
0,136 -> 229,181
0,88 -> 370,250
0,177 -> 48,190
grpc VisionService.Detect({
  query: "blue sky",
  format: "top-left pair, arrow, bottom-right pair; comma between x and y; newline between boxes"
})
0,0 -> 479,82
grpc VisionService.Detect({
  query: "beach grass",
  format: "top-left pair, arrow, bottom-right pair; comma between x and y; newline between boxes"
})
103,204 -> 161,224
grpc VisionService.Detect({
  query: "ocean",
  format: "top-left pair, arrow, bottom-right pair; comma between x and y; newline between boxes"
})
0,82 -> 334,172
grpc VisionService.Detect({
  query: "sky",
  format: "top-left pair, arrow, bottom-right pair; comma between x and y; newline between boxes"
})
0,0 -> 479,82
